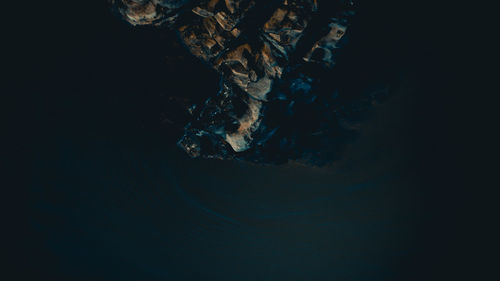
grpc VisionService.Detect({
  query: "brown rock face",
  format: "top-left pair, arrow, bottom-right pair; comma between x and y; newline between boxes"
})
110,0 -> 357,163
110,0 -> 190,26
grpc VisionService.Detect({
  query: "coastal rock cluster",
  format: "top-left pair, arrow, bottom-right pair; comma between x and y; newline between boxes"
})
111,0 -> 370,165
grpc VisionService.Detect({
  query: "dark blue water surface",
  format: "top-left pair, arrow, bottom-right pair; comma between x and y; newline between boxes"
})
7,1 -> 472,280
28,112 -> 419,280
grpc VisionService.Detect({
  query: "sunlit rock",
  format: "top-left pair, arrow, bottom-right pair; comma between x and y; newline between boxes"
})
110,0 -> 363,165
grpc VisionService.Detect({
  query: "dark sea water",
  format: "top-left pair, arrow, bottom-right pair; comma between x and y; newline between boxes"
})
6,1 -> 474,280
27,86 -> 419,280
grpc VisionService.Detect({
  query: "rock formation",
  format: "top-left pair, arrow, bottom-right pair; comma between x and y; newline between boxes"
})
110,0 -> 372,165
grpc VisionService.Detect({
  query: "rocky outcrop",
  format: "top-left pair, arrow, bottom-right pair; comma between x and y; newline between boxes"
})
110,0 -> 361,165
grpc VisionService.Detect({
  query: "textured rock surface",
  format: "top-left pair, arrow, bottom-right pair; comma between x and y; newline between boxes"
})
110,0 -> 372,165
110,0 -> 191,26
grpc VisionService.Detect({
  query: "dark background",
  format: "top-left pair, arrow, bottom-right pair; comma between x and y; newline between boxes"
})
4,1 -> 483,280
